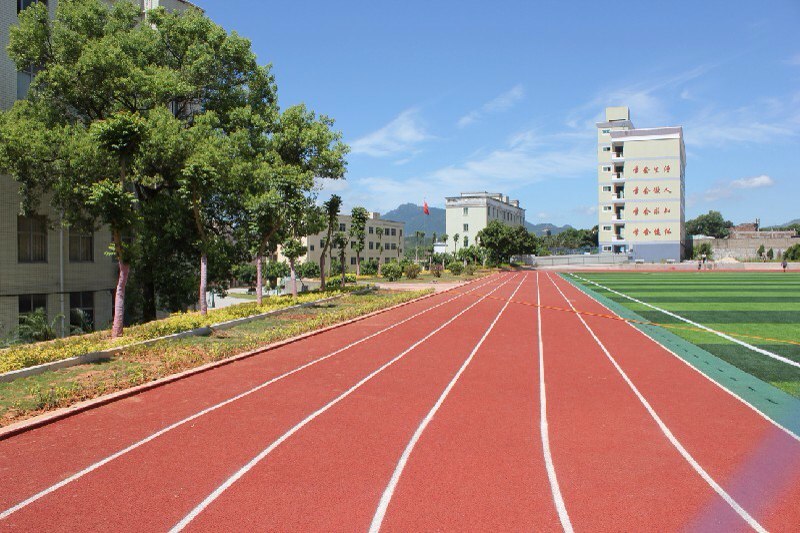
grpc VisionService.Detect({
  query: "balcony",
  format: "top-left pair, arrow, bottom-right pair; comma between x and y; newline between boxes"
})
611,193 -> 625,203
612,235 -> 626,242
612,172 -> 624,180
611,151 -> 624,160
611,213 -> 625,222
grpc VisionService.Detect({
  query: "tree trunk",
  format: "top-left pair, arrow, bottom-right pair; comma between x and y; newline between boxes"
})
199,252 -> 208,315
256,255 -> 263,306
112,262 -> 130,339
289,258 -> 298,297
356,253 -> 361,276
340,252 -> 346,285
319,253 -> 327,291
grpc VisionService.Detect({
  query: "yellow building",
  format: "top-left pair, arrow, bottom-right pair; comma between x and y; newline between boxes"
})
597,106 -> 686,262
444,192 -> 525,253
0,0 -> 198,337
277,212 -> 405,271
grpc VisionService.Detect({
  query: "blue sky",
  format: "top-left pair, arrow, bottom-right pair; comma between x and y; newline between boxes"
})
201,0 -> 800,227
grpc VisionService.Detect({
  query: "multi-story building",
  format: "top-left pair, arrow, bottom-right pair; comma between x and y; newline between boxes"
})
444,192 -> 525,253
277,212 -> 405,271
0,0 -> 197,338
596,106 -> 686,262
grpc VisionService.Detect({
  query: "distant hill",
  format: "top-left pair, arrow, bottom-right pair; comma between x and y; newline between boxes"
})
383,203 -> 445,235
780,219 -> 800,227
525,222 -> 573,236
383,202 -> 573,237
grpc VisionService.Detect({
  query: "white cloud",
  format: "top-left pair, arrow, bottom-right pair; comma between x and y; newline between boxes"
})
702,174 -> 775,202
685,99 -> 800,148
536,212 -> 550,220
457,84 -> 525,128
784,53 -> 800,66
350,108 -> 432,157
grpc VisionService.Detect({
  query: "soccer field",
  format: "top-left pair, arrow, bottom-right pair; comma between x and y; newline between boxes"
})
568,272 -> 800,398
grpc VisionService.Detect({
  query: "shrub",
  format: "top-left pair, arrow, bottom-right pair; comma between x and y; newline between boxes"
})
265,261 -> 290,281
325,273 -> 356,289
767,248 -> 774,260
360,259 -> 379,275
382,262 -> 403,281
404,263 -> 421,279
692,242 -> 713,260
297,261 -> 320,278
784,243 -> 800,261
447,261 -> 463,275
757,244 -> 766,257
431,264 -> 443,278
464,263 -> 476,276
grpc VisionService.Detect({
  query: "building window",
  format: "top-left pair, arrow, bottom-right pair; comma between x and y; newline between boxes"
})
602,166 -> 611,172
602,146 -> 611,152
391,228 -> 396,236
18,294 -> 47,323
18,215 -> 47,263
463,236 -> 469,247
309,244 -> 315,251
18,0 -> 46,13
369,241 -> 374,250
463,223 -> 469,232
369,226 -> 374,234
602,225 -> 612,231
602,205 -> 612,212
463,207 -> 469,215
70,291 -> 94,332
399,229 -> 402,237
385,257 -> 391,263
391,243 -> 397,250
350,257 -> 356,265
602,129 -> 611,134
339,223 -> 346,231
603,245 -> 612,252
602,186 -> 612,192
69,229 -> 93,262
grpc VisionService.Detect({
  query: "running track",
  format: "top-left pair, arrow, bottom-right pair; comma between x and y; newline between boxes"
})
1,272 -> 799,531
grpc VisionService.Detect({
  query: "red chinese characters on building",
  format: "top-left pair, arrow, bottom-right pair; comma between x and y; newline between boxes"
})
631,227 -> 673,238
653,166 -> 660,173
633,228 -> 639,236
633,165 -> 639,174
643,208 -> 651,215
643,166 -> 650,174
633,207 -> 639,215
642,187 -> 650,195
664,165 -> 671,173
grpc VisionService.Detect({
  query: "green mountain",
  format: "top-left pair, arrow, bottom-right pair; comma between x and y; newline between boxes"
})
383,203 -> 573,237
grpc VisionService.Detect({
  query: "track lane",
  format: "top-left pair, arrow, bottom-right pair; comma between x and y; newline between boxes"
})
172,275 -> 523,531
0,274 -> 504,527
553,273 -> 800,531
369,273 -> 565,531
537,271 -> 745,531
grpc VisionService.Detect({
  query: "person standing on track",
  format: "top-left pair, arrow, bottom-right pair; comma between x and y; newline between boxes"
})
782,258 -> 788,272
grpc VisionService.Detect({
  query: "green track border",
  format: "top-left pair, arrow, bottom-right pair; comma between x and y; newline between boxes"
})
561,273 -> 800,438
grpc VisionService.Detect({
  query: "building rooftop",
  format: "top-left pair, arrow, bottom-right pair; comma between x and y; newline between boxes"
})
610,126 -> 683,139
445,192 -> 523,209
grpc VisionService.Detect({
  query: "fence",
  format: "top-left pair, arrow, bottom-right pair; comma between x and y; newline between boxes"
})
513,254 -> 630,267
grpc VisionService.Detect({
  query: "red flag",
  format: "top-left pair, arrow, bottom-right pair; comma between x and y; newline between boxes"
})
423,201 -> 429,215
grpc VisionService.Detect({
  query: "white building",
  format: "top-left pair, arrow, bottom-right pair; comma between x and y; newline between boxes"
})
444,192 -> 525,253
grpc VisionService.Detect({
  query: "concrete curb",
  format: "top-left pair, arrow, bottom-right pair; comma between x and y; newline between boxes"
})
0,294 -> 350,385
0,279 -> 478,440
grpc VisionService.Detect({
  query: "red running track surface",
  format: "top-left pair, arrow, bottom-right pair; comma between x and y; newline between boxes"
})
0,271 -> 798,532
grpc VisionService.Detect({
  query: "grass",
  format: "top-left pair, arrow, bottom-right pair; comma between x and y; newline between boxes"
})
568,272 -> 800,397
0,288 -> 430,427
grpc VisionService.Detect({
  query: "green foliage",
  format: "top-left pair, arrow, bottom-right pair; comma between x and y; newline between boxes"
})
324,273 -> 356,288
297,261 -> 320,278
693,242 -> 714,259
540,226 -> 598,254
686,211 -> 733,238
464,263 -> 477,276
281,237 -> 307,262
447,261 -> 464,275
767,248 -> 774,260
784,244 -> 800,261
265,261 -> 290,280
757,244 -> 766,257
476,221 -> 540,264
431,264 -> 443,278
232,263 -> 257,286
15,310 -> 60,344
360,259 -> 379,275
382,262 -> 403,281
349,206 -> 369,262
404,263 -> 421,279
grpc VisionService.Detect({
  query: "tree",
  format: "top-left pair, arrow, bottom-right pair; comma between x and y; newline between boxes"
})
281,238 -> 307,297
375,227 -> 384,275
319,195 -> 342,291
686,211 -> 733,238
453,233 -> 460,256
349,207 -> 369,275
332,232 -> 348,285
414,231 -> 424,262
476,220 -> 540,265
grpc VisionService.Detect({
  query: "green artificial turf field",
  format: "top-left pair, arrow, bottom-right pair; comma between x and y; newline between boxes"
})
568,272 -> 800,398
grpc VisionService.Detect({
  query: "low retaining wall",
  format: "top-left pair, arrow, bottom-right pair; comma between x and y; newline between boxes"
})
711,237 -> 798,260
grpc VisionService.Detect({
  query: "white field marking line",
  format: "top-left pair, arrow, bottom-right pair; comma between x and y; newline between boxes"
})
169,274 -> 519,532
368,273 -> 527,532
572,274 -> 800,370
536,272 -> 574,533
547,273 -> 767,533
561,274 -> 800,444
0,274 -> 504,521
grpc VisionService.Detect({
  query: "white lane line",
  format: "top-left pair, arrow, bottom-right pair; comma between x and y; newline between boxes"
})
0,275 -> 503,521
368,273 -> 527,532
169,275 -> 518,532
547,274 -> 767,533
572,274 -> 800,370
536,272 -> 574,533
562,275 -> 800,444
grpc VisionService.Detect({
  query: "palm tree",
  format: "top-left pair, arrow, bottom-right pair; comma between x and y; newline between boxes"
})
376,226 -> 384,275
414,230 -> 423,262
453,233 -> 460,256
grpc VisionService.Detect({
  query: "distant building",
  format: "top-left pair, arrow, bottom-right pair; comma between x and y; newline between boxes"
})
596,106 -> 686,262
277,212 -> 404,271
444,192 -> 525,253
0,0 -> 199,337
